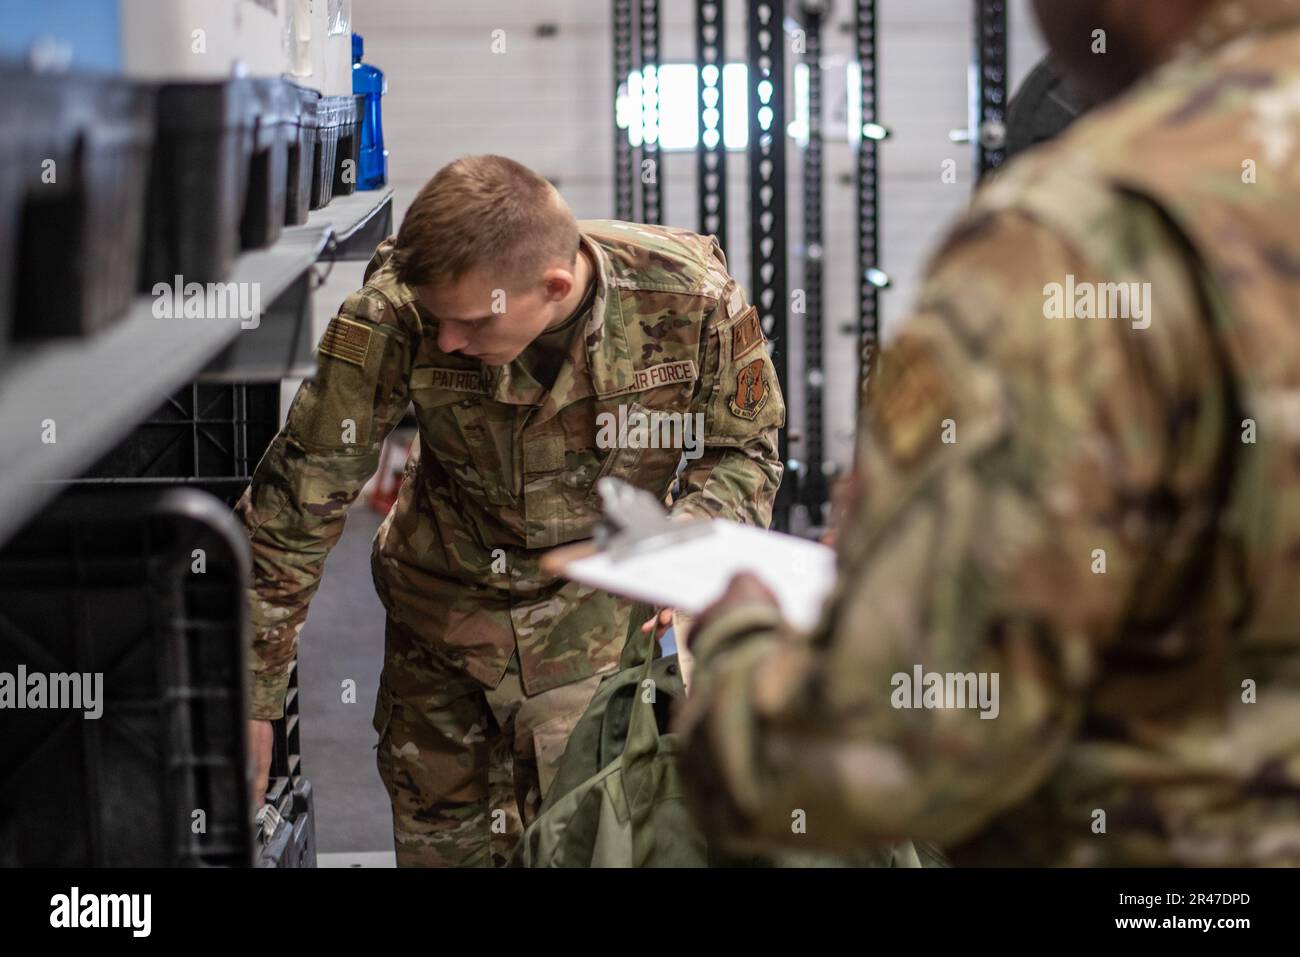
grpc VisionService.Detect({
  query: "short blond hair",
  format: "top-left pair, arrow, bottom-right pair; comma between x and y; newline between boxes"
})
393,154 -> 580,290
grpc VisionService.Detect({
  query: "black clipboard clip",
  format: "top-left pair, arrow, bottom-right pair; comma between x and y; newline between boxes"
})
592,477 -> 714,562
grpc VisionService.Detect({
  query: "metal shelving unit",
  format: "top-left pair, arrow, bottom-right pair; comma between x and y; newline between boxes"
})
0,187 -> 394,548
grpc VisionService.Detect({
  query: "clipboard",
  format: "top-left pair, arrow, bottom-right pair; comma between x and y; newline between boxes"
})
543,478 -> 837,633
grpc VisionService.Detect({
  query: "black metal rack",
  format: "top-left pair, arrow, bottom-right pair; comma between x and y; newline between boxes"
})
613,0 -> 637,222
856,0 -> 887,402
798,1 -> 828,526
637,0 -> 664,224
696,0 -> 729,255
748,0 -> 791,531
973,0 -> 1010,179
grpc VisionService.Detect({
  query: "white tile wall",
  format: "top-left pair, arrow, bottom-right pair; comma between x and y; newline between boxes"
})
325,0 -> 1046,468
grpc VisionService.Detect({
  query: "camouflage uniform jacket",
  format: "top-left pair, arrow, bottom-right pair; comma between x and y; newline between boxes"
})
237,220 -> 785,720
676,1 -> 1300,866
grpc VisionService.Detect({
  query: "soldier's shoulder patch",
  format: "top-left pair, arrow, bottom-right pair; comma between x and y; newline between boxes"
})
319,315 -> 372,367
869,336 -> 956,464
727,358 -> 769,420
731,305 -> 763,360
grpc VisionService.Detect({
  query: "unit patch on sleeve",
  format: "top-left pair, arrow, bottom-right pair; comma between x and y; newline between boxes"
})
728,358 -> 769,420
731,305 -> 763,360
318,316 -> 373,367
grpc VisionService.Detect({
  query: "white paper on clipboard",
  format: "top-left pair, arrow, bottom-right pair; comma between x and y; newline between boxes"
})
557,521 -> 837,633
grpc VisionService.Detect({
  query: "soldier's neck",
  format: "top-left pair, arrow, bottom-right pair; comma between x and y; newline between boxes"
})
544,246 -> 595,333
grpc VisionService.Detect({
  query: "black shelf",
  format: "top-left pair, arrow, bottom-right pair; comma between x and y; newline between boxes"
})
0,188 -> 394,547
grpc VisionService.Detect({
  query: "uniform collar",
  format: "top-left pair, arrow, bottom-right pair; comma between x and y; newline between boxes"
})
578,229 -> 638,399
482,229 -> 630,408
1173,0 -> 1300,62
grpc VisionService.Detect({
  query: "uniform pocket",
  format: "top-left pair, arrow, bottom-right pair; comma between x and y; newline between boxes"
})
587,402 -> 660,502
448,401 -> 515,506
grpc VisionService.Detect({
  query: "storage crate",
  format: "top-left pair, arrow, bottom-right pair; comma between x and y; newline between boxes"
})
140,78 -> 255,289
139,78 -> 254,288
285,86 -> 320,226
0,488 -> 255,866
311,95 -> 355,210
80,382 -> 280,506
240,78 -> 296,250
1,66 -> 154,347
332,93 -> 365,198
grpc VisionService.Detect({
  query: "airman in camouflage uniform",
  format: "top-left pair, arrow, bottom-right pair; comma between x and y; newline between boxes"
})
237,216 -> 784,866
676,0 -> 1300,866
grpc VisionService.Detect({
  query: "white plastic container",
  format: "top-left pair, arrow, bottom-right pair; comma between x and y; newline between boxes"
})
301,0 -> 352,95
119,0 -> 292,80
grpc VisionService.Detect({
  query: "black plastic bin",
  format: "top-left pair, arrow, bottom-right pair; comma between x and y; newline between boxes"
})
333,94 -> 366,199
0,79 -> 22,364
140,78 -> 255,290
80,382 -> 280,504
240,78 -> 296,250
1,66 -> 155,349
311,94 -> 355,210
285,86 -> 320,226
0,488 -> 255,867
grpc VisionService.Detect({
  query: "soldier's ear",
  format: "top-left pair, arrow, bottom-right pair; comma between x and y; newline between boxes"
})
542,269 -> 575,303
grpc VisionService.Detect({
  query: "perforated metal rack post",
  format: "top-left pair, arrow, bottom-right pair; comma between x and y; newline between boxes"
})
973,0 -> 1009,179
696,0 -> 728,254
613,0 -> 637,221
799,2 -> 828,526
856,0 -> 886,401
749,0 -> 790,530
638,0 -> 664,224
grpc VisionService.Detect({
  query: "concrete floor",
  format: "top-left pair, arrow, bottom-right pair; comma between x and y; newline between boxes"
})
294,501 -> 396,865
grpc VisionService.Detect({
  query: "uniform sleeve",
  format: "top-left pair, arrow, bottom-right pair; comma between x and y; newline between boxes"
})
235,289 -> 413,719
670,277 -> 785,528
673,207 -> 1227,854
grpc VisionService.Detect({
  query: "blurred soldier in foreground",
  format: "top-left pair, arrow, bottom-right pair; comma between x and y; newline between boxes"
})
678,0 -> 1300,866
238,155 -> 783,865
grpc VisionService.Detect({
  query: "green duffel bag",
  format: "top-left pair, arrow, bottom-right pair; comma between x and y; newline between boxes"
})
509,631 -> 704,867
511,611 -> 948,868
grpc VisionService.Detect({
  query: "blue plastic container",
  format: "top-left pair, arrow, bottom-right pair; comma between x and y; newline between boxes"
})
0,0 -> 121,73
351,33 -> 387,190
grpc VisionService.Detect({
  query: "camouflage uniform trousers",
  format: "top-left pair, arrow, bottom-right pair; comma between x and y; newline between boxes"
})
372,614 -> 610,867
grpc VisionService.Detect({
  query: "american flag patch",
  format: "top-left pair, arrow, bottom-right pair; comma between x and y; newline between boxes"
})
319,316 -> 372,367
